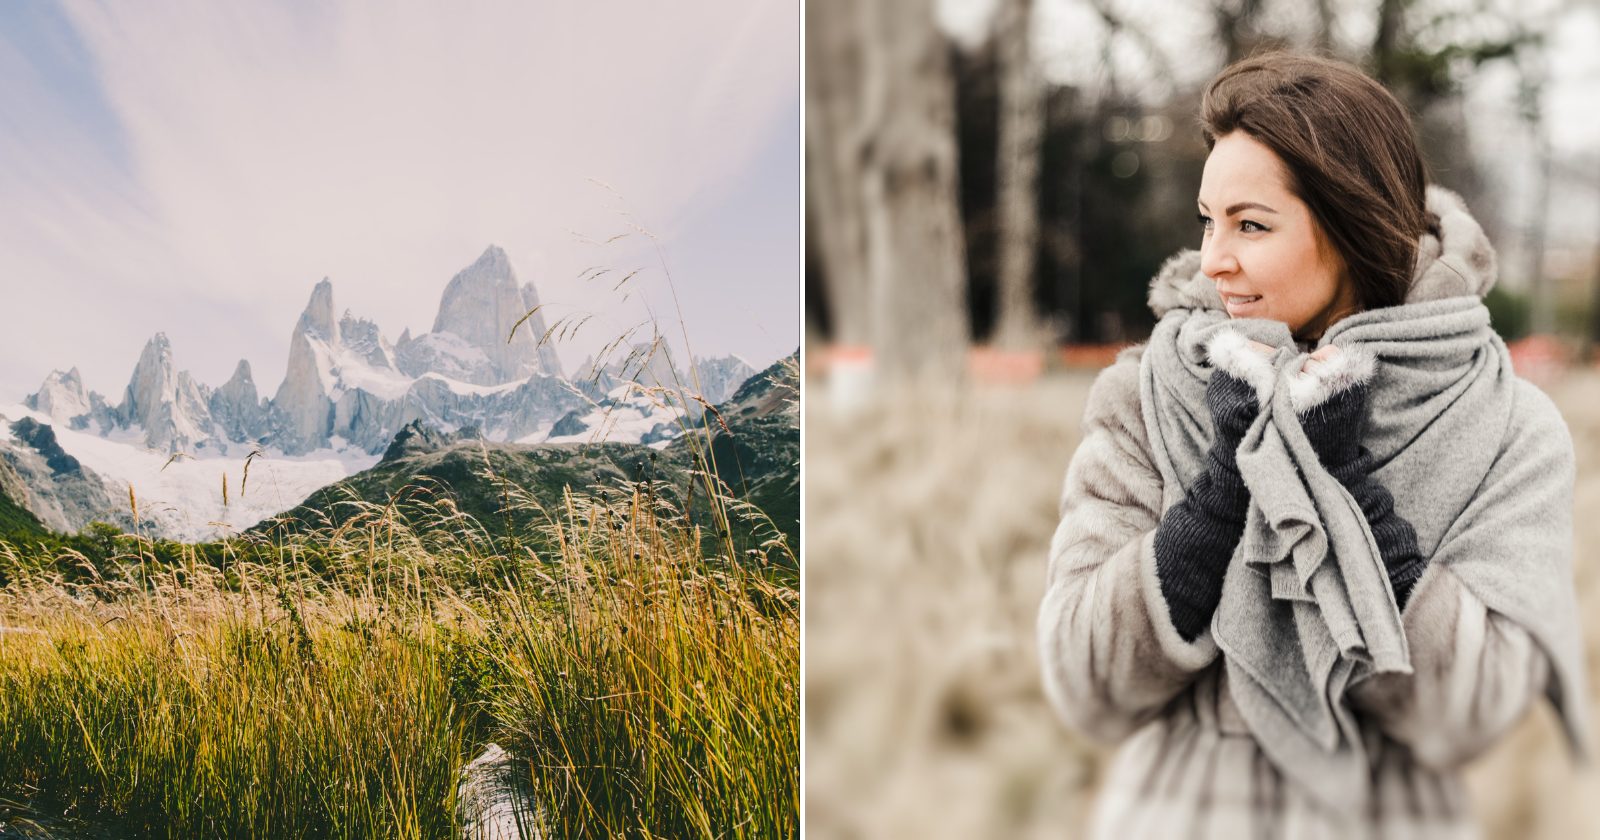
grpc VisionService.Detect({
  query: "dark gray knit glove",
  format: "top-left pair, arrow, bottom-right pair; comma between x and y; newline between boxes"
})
1298,381 -> 1427,611
1153,370 -> 1258,642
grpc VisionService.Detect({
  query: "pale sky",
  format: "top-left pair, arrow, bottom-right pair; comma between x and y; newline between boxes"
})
0,1 -> 800,402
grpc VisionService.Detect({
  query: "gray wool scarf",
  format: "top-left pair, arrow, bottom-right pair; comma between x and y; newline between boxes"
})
1137,186 -> 1590,812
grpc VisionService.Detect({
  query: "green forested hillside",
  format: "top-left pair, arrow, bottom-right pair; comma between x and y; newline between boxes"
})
257,352 -> 800,563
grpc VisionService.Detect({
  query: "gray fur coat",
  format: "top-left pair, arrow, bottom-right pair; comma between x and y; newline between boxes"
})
1037,186 -> 1588,838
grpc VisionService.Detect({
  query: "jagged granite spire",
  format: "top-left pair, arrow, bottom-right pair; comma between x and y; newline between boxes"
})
270,283 -> 340,454
340,309 -> 399,371
25,367 -> 91,422
210,359 -> 269,443
115,333 -> 215,453
691,355 -> 758,405
422,245 -> 561,383
298,277 -> 340,343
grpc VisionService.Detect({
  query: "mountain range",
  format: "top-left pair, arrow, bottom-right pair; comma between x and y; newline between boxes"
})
261,351 -> 799,557
0,245 -> 768,541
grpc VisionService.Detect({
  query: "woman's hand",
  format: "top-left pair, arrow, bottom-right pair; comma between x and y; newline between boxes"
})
1289,346 -> 1429,611
1301,344 -> 1342,375
1152,354 -> 1268,642
1240,339 -> 1341,374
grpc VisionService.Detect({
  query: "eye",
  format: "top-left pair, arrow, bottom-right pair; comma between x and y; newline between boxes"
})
1197,213 -> 1269,234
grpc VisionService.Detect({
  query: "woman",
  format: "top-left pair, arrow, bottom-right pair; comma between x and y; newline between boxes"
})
1036,52 -> 1590,838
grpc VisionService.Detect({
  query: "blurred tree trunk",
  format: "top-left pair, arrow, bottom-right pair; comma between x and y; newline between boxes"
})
992,0 -> 1046,351
1521,52 -> 1556,336
806,2 -> 871,348
1372,0 -> 1404,84
806,0 -> 970,381
1526,131 -> 1554,335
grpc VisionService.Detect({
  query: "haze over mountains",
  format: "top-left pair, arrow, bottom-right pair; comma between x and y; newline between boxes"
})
1,245 -> 764,540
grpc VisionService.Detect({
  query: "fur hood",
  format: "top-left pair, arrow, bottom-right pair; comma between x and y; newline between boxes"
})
1146,185 -> 1498,319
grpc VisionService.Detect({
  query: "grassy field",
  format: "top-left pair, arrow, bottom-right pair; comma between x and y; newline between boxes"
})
803,363 -> 1600,839
0,468 -> 798,838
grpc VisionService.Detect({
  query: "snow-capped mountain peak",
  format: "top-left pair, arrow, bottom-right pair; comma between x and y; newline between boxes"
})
115,333 -> 216,453
210,359 -> 267,444
691,354 -> 759,406
25,367 -> 91,423
298,277 -> 340,343
339,310 -> 399,372
595,343 -> 758,408
410,244 -> 561,384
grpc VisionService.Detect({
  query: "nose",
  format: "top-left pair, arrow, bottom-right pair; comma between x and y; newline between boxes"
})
1199,233 -> 1239,281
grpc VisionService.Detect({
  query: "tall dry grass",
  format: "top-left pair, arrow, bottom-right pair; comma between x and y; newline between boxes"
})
0,468 -> 797,838
0,579 -> 466,838
803,365 -> 1600,840
491,488 -> 798,837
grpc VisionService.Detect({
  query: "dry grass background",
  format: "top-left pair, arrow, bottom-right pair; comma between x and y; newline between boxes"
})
804,363 -> 1600,840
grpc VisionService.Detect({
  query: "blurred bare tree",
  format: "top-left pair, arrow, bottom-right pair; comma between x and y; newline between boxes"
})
992,0 -> 1047,350
806,0 -> 970,380
1516,47 -> 1556,335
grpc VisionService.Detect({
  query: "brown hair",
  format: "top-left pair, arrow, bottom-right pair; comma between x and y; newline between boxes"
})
1200,51 -> 1436,312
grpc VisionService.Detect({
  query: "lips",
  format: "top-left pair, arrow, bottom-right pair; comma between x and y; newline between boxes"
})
1223,293 -> 1263,314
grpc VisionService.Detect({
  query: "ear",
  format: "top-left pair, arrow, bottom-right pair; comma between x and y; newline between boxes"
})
1205,328 -> 1275,402
1287,345 -> 1376,413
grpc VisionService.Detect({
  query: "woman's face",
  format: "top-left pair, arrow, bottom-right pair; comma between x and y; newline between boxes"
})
1197,131 -> 1358,340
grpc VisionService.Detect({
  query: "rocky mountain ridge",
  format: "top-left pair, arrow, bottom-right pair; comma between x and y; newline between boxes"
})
5,246 -> 771,541
23,245 -> 759,458
257,350 -> 800,554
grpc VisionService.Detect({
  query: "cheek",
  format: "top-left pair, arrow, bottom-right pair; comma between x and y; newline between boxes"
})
1243,238 -> 1327,321
1242,243 -> 1297,299
1254,236 -> 1331,305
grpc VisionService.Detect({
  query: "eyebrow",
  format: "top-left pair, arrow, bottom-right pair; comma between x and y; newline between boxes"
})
1197,199 -> 1279,216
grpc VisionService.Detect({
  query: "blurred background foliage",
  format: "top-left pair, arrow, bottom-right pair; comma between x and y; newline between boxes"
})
806,0 -> 1600,375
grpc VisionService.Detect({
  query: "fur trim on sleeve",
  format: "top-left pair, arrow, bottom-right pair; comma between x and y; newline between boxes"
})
1287,345 -> 1377,413
1204,328 -> 1275,403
